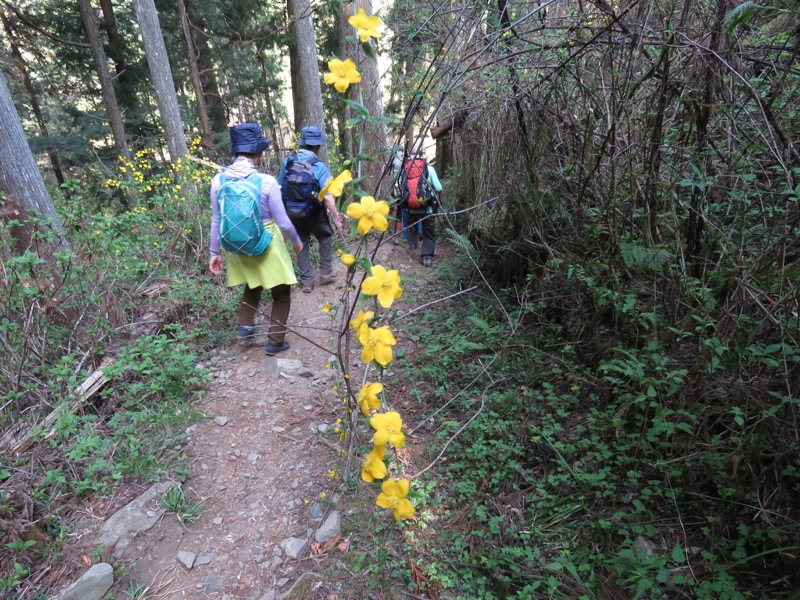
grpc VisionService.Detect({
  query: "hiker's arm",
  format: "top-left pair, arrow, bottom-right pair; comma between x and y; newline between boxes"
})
263,176 -> 302,250
275,157 -> 288,186
209,255 -> 224,274
323,193 -> 342,229
427,166 -> 443,193
209,174 -> 222,259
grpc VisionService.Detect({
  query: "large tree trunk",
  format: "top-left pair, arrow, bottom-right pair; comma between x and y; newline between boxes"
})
337,0 -> 388,196
0,7 -> 65,186
133,0 -> 188,160
78,0 -> 130,161
177,0 -> 212,148
0,70 -> 62,233
287,0 -> 327,162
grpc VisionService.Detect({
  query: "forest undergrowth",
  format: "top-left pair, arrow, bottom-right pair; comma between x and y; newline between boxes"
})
0,155 -> 237,597
370,230 -> 800,599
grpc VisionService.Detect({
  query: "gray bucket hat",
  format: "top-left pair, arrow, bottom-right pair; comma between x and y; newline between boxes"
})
230,123 -> 270,154
298,125 -> 326,146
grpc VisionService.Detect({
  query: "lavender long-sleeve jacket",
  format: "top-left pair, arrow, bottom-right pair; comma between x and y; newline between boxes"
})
209,157 -> 301,258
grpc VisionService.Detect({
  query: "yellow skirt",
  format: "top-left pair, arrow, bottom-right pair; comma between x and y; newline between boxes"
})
226,221 -> 297,289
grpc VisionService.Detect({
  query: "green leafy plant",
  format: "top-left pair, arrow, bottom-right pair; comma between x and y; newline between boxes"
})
124,581 -> 149,600
158,486 -> 202,525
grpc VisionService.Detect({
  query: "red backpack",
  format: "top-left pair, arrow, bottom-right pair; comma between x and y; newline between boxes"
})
400,158 -> 435,210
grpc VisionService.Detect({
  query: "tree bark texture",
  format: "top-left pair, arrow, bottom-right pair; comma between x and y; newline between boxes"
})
0,8 -> 65,185
0,70 -> 62,231
287,0 -> 327,162
79,0 -> 130,161
133,0 -> 188,160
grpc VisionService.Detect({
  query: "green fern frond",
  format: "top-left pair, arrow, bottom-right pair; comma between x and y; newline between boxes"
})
467,315 -> 494,334
445,228 -> 475,254
619,242 -> 672,272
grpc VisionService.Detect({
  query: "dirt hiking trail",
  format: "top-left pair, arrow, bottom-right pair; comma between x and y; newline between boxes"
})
67,241 -> 436,600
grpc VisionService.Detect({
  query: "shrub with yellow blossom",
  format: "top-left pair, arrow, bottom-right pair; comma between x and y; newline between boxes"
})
348,8 -> 383,43
346,195 -> 390,235
324,58 -> 361,93
376,479 -> 415,522
321,8 -> 415,525
361,265 -> 403,309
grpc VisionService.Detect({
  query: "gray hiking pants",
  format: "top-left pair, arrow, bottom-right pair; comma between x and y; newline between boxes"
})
407,209 -> 436,258
292,209 -> 333,287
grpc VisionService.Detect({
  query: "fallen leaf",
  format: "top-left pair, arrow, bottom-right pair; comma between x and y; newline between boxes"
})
80,555 -> 92,566
321,533 -> 342,553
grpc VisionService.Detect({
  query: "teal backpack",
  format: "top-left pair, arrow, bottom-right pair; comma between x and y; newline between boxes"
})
216,172 -> 272,256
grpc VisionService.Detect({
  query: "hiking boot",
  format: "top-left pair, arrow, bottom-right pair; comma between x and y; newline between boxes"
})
421,256 -> 432,267
319,273 -> 336,286
265,341 -> 290,355
237,325 -> 255,339
301,282 -> 313,294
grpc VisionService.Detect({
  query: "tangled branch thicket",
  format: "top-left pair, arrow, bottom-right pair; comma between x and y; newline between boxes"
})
387,0 -> 800,595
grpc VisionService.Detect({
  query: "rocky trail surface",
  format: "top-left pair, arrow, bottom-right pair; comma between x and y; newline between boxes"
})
55,240 -> 437,600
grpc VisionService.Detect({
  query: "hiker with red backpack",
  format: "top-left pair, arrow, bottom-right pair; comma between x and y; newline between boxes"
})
398,149 -> 443,267
208,123 -> 304,355
277,126 -> 343,293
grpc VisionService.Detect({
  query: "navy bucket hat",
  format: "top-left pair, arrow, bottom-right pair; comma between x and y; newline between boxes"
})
230,123 -> 270,154
298,125 -> 326,146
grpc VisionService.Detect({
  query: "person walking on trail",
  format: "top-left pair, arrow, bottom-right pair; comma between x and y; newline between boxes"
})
208,122 -> 303,356
277,125 -> 343,294
399,148 -> 443,267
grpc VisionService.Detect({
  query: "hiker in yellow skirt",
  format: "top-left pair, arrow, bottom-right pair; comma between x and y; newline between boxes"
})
208,123 -> 303,355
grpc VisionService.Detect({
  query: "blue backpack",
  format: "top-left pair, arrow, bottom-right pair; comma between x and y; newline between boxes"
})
216,172 -> 272,256
281,155 -> 320,219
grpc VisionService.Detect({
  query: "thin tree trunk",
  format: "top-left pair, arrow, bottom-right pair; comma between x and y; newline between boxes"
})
133,0 -> 188,160
99,0 -> 147,143
187,0 -> 227,136
79,0 -> 130,161
0,8 -> 65,186
287,0 -> 327,162
177,0 -> 212,148
257,51 -> 283,156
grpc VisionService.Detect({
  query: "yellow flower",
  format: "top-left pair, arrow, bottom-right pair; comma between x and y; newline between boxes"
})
318,170 -> 353,200
376,478 -> 415,522
348,8 -> 383,43
346,196 -> 390,235
358,382 -> 384,417
350,309 -> 374,344
361,445 -> 388,482
361,325 -> 396,366
370,411 -> 405,448
341,253 -> 356,266
323,302 -> 331,314
324,58 -> 361,93
361,265 -> 402,309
